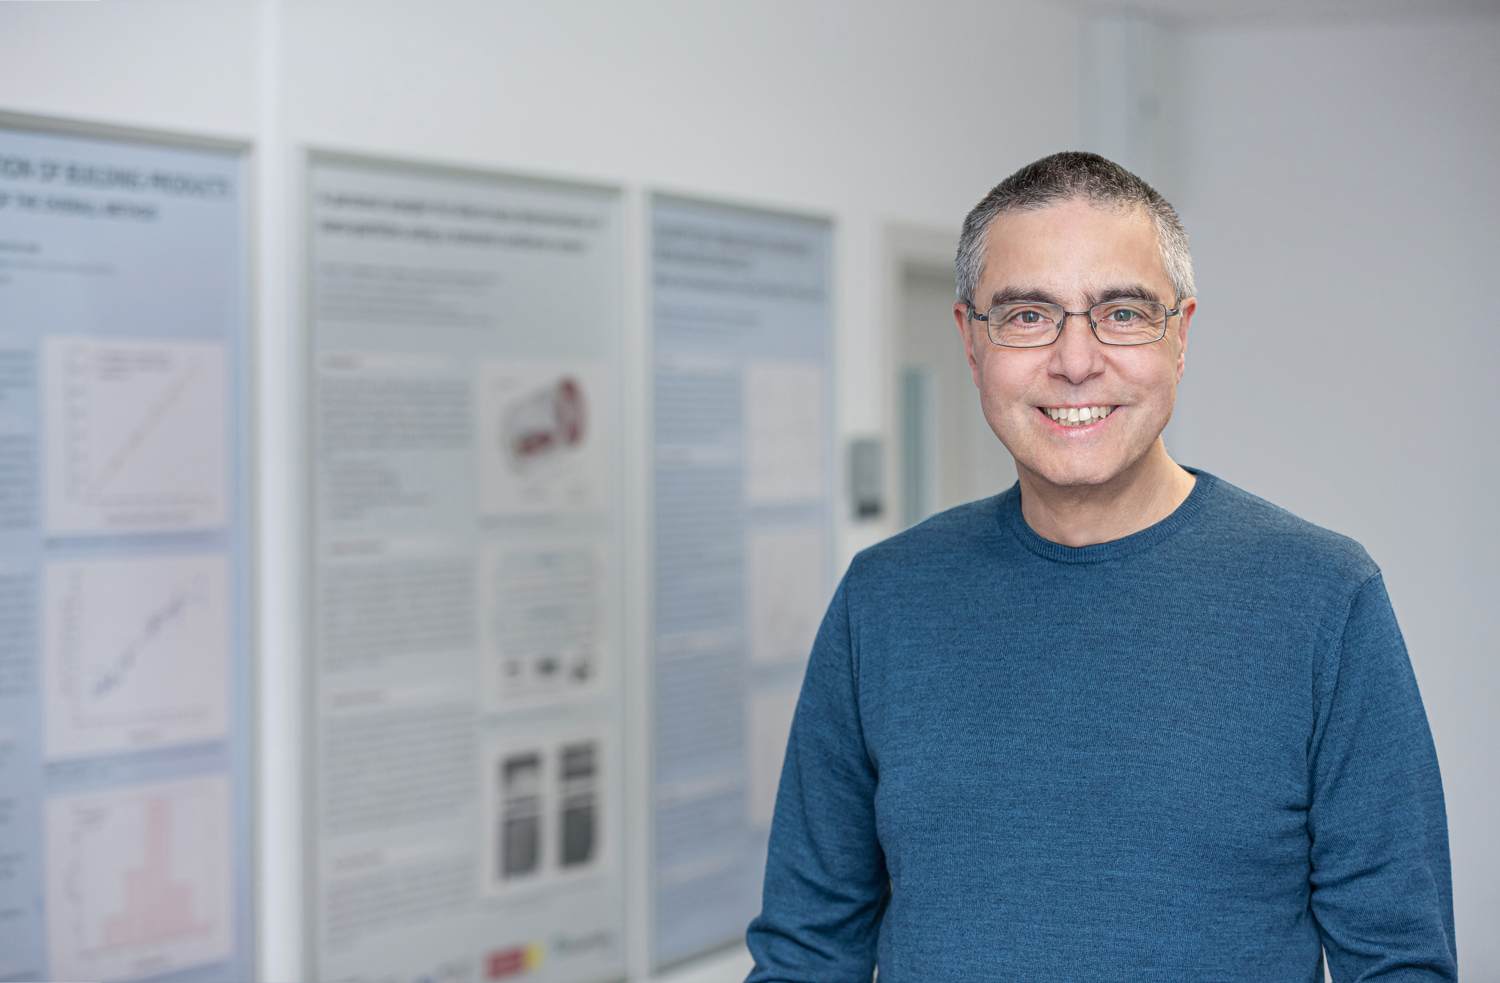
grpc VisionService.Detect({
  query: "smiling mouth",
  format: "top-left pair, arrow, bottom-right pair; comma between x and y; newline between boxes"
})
1042,405 -> 1117,427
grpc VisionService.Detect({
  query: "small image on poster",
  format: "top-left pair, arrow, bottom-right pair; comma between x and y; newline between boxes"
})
481,540 -> 606,712
478,361 -> 606,515
481,733 -> 606,897
747,527 -> 826,664
44,338 -> 229,532
747,687 -> 799,828
745,360 -> 823,503
45,775 -> 233,983
43,553 -> 231,759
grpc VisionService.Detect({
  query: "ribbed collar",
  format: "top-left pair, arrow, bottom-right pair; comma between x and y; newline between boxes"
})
998,468 -> 1217,565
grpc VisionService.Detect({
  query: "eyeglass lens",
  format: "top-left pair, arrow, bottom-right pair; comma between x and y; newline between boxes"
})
984,301 -> 1168,348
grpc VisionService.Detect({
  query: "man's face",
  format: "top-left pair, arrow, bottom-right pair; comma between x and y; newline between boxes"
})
953,198 -> 1196,490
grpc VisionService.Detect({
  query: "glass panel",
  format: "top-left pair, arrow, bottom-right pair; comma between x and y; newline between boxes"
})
989,303 -> 1064,347
1092,301 -> 1167,344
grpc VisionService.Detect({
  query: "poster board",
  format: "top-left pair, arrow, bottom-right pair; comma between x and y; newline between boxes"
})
0,112 -> 254,982
650,195 -> 835,967
306,152 -> 627,983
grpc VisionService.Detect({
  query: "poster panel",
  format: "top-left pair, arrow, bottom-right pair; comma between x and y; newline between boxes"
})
0,113 -> 253,982
307,153 -> 626,983
650,195 -> 835,967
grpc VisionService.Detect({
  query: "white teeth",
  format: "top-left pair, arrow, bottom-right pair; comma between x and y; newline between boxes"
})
1044,405 -> 1115,427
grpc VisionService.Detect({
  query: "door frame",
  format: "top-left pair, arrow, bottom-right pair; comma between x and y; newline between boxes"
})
883,222 -> 960,531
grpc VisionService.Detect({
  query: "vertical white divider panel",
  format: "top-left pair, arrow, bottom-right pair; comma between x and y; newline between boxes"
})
254,4 -> 304,978
621,185 -> 656,983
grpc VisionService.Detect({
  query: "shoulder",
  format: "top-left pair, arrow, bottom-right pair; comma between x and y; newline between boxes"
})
842,491 -> 1008,595
1194,473 -> 1380,588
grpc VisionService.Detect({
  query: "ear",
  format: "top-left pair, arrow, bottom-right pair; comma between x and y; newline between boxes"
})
954,302 -> 982,388
1173,296 -> 1196,382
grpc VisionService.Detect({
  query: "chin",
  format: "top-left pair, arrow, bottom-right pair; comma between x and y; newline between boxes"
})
1021,451 -> 1131,489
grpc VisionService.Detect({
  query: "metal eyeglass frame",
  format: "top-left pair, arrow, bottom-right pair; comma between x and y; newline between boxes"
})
966,299 -> 1181,348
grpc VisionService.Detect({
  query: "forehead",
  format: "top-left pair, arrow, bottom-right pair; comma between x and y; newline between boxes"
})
980,199 -> 1168,295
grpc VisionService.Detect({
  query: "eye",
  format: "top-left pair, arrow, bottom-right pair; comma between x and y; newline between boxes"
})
1110,307 -> 1139,322
1005,306 -> 1054,328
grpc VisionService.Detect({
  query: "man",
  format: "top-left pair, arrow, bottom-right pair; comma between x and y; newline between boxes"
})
745,153 -> 1454,981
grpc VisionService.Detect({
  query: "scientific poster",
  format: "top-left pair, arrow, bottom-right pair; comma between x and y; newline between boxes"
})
307,152 -> 626,983
651,196 -> 835,967
0,114 -> 253,983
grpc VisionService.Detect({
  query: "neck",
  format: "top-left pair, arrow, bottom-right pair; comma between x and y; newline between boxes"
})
1015,439 -> 1196,548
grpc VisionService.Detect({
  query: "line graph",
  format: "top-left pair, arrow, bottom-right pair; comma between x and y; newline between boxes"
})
46,776 -> 232,982
44,337 -> 228,532
43,554 -> 230,759
90,582 -> 201,700
87,355 -> 202,502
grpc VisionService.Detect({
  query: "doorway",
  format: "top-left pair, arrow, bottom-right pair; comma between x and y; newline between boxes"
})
894,262 -> 1016,528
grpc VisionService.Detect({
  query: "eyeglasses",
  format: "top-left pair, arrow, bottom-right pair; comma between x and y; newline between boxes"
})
967,299 -> 1179,348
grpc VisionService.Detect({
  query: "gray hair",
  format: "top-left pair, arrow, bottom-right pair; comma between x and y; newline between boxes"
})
955,151 -> 1195,306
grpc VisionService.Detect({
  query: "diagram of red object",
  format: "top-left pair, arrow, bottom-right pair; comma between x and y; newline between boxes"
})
503,377 -> 587,467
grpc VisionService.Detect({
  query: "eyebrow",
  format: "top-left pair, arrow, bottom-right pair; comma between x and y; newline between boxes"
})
985,283 -> 1169,309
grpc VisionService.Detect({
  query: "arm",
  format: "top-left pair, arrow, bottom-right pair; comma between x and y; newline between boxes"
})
745,576 -> 887,983
1309,573 -> 1457,981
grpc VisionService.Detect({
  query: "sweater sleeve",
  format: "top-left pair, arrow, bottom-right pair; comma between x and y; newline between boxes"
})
744,575 -> 887,983
1308,573 -> 1456,981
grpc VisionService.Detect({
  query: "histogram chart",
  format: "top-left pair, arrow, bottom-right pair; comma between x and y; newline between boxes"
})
43,554 -> 230,759
44,338 -> 228,532
45,776 -> 233,982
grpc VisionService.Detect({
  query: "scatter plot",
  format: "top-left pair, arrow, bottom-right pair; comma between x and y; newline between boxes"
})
43,554 -> 230,759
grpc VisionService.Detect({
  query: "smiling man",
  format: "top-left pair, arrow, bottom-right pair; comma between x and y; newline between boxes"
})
745,153 -> 1455,982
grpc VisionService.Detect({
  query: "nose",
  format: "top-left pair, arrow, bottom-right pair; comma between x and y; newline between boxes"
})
1047,311 -> 1106,385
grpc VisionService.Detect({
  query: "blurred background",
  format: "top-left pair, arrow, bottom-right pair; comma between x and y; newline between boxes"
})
0,1 -> 1495,980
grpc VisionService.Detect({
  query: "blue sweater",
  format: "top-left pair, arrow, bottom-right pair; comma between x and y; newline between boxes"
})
746,471 -> 1454,982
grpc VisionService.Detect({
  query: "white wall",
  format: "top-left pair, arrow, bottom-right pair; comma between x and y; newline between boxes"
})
0,3 -> 1083,979
1167,16 -> 1500,974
